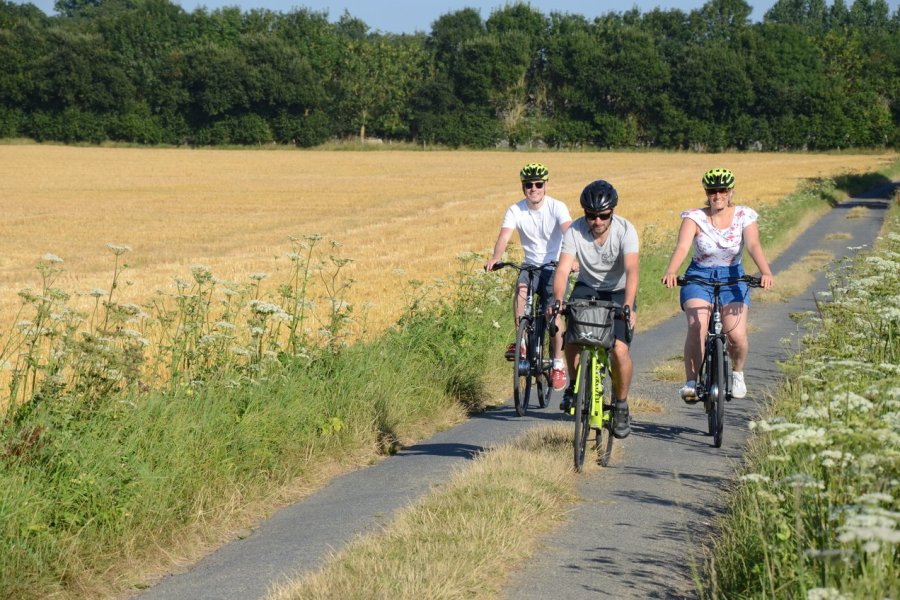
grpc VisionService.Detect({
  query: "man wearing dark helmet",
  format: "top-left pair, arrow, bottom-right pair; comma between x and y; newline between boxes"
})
549,179 -> 639,439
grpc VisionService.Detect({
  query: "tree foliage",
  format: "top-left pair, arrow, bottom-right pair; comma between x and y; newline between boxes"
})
0,0 -> 897,149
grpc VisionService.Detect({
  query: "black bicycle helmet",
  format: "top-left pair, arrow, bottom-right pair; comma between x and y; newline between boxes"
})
579,180 -> 618,212
701,168 -> 735,189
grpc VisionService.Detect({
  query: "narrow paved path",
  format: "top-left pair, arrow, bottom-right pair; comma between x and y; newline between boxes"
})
138,182 -> 896,600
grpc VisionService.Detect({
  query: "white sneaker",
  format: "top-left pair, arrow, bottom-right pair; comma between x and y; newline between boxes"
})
732,371 -> 747,399
680,380 -> 698,404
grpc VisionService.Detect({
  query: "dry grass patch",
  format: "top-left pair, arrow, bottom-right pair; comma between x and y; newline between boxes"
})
1,146 -> 894,335
755,250 -> 833,303
825,232 -> 853,241
652,360 -> 684,383
267,424 -> 577,600
629,393 -> 665,415
844,206 -> 870,219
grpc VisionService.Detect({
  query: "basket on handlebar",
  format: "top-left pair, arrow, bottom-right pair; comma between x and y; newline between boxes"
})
565,301 -> 616,349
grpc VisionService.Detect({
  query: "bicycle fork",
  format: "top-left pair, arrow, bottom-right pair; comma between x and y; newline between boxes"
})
590,361 -> 607,428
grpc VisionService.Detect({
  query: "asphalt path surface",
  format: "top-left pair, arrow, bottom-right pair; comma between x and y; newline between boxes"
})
138,181 -> 896,600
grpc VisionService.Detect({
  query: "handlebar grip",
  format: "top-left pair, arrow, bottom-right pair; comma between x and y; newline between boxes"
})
676,276 -> 687,287
490,262 -> 507,271
745,275 -> 762,287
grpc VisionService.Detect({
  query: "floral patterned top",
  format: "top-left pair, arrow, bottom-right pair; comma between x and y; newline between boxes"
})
682,205 -> 758,267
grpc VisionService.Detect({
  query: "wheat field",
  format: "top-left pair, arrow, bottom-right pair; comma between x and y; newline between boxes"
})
0,145 -> 895,334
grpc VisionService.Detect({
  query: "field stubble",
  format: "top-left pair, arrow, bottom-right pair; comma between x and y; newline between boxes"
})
1,145 -> 895,335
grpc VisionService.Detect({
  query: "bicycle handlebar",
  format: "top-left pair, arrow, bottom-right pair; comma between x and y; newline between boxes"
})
676,274 -> 762,288
490,261 -> 558,273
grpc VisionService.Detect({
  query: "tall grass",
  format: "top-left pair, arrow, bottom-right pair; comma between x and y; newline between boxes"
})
0,244 -> 510,599
703,198 -> 900,599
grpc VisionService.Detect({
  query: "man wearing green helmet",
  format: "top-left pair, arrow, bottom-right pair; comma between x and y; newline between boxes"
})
485,162 -> 573,391
661,168 -> 775,402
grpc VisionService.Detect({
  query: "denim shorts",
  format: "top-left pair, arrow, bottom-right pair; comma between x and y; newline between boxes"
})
680,263 -> 750,309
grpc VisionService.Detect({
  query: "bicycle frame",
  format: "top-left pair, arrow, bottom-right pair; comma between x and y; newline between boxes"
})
492,261 -> 557,416
552,299 -> 624,471
677,274 -> 761,448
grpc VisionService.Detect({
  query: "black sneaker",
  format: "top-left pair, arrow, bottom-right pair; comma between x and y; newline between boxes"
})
612,400 -> 631,439
559,385 -> 575,412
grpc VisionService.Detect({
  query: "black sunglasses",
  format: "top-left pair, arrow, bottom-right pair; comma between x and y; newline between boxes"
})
584,211 -> 613,221
523,181 -> 545,189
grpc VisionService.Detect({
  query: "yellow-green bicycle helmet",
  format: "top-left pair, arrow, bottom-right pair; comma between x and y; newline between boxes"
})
701,168 -> 735,189
520,162 -> 550,181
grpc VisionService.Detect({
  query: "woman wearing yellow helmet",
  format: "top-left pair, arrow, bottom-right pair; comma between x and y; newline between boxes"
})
661,168 -> 774,402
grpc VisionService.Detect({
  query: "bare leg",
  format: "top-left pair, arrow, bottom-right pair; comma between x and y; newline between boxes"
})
610,341 -> 633,400
682,300 -> 711,380
723,302 -> 749,371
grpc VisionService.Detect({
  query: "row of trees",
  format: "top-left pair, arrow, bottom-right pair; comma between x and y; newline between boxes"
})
1,0 -> 898,149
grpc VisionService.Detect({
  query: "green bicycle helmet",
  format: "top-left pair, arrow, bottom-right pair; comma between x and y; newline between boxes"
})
520,162 -> 550,181
701,168 -> 735,189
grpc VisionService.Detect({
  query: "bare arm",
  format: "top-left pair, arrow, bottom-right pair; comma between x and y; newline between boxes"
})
661,218 -> 698,287
550,251 -> 576,314
742,222 -> 774,289
484,227 -> 515,271
623,251 -> 639,328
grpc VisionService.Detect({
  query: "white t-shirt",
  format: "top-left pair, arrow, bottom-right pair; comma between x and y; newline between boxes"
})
501,196 -> 572,265
682,206 -> 758,267
561,215 -> 639,291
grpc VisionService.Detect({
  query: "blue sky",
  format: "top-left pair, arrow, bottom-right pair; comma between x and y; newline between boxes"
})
16,0 -> 900,32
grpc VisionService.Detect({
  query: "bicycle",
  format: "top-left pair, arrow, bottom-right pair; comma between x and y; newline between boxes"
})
551,300 -> 630,471
676,274 -> 762,448
491,261 -> 557,416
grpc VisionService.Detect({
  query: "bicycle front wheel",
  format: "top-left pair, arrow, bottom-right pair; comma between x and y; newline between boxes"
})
597,364 -> 615,467
573,349 -> 593,472
711,337 -> 726,448
513,318 -> 532,417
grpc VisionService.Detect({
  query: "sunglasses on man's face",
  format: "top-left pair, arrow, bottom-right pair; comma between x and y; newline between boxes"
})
523,181 -> 545,189
584,211 -> 613,221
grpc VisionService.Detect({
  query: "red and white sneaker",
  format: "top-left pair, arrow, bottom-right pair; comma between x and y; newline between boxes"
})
550,367 -> 567,391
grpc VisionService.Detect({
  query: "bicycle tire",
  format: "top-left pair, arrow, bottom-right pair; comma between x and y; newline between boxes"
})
513,318 -> 532,416
533,315 -> 552,409
712,337 -> 726,447
573,349 -> 593,472
702,349 -> 714,436
597,362 -> 615,467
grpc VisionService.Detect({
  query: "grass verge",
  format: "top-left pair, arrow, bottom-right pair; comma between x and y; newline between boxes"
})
700,197 -> 899,599
267,424 -> 578,600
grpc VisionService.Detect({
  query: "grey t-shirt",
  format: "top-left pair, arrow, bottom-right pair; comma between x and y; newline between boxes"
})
561,215 -> 640,291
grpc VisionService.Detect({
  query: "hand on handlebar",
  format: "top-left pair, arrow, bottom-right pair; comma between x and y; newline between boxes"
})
661,272 -> 678,288
759,273 -> 774,290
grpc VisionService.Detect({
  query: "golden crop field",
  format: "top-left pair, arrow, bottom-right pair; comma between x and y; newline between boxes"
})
0,145 -> 896,335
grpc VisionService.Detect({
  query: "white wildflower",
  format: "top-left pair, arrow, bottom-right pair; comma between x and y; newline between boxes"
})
807,588 -> 848,600
106,243 -> 131,255
740,473 -> 771,483
249,272 -> 269,281
41,253 -> 64,263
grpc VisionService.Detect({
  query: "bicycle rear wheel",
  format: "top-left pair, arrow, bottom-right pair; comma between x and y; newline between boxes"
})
513,318 -> 532,416
711,337 -> 726,448
596,365 -> 615,467
573,349 -> 593,472
533,316 -> 552,409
